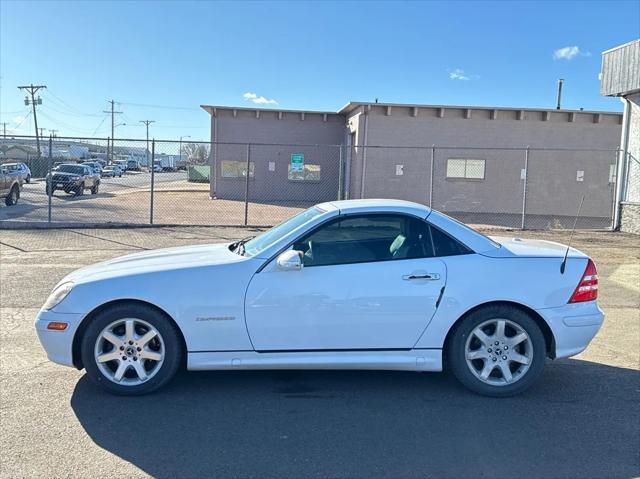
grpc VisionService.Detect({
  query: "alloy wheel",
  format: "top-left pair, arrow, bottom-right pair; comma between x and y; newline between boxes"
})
94,318 -> 165,385
464,318 -> 533,386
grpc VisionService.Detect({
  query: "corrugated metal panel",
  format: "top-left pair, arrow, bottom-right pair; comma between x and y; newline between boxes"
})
601,40 -> 640,96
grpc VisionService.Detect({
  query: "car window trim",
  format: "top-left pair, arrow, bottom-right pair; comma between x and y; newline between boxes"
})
257,211 -> 432,272
426,222 -> 474,257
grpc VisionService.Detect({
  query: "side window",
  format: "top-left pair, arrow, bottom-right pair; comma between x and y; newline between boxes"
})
428,224 -> 472,257
293,214 -> 434,267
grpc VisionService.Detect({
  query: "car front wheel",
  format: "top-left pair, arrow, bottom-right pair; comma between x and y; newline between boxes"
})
447,305 -> 546,397
81,303 -> 183,395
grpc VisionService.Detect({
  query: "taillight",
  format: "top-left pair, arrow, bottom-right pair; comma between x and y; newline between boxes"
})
569,259 -> 598,303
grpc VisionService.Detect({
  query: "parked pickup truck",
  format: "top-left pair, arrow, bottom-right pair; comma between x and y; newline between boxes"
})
46,163 -> 100,196
0,163 -> 22,206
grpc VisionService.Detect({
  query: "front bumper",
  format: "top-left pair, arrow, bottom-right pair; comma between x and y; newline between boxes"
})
536,301 -> 605,359
35,310 -> 85,368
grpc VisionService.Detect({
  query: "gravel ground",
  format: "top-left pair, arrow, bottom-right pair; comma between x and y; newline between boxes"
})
0,227 -> 638,478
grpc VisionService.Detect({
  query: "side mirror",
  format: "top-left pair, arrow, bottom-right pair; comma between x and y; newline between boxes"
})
276,250 -> 303,271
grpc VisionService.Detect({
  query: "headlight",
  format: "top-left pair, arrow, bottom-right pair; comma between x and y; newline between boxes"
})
43,282 -> 74,311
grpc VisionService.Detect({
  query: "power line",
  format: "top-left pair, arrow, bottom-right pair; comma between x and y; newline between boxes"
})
38,110 -> 108,135
120,101 -> 200,111
44,89 -> 102,117
17,84 -> 46,156
41,102 -> 103,118
92,113 -> 109,135
14,110 -> 32,129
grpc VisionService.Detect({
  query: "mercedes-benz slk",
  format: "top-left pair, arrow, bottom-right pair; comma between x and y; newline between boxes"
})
35,199 -> 604,396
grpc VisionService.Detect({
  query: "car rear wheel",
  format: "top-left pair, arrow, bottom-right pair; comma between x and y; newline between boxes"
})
91,182 -> 99,195
447,305 -> 546,397
25,175 -> 31,183
75,184 -> 84,196
5,185 -> 19,206
81,303 -> 183,395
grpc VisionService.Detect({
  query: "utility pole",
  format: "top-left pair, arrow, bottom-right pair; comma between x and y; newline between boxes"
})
18,84 -> 46,156
1,122 -> 6,138
140,120 -> 155,167
49,129 -> 58,138
103,100 -> 122,162
38,127 -> 46,137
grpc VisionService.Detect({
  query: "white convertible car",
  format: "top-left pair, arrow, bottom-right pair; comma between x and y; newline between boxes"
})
36,199 -> 603,396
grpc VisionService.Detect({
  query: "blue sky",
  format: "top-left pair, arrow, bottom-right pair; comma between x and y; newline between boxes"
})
1,0 -> 638,141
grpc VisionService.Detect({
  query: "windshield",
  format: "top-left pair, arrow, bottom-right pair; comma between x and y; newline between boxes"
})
57,165 -> 85,175
240,206 -> 324,257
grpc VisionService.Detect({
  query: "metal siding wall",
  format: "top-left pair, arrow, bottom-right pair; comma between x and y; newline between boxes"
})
601,40 -> 640,96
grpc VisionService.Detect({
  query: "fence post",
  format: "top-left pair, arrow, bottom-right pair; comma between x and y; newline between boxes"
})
150,140 -> 155,225
521,146 -> 530,230
429,145 -> 435,208
243,143 -> 250,226
338,145 -> 344,200
47,135 -> 53,224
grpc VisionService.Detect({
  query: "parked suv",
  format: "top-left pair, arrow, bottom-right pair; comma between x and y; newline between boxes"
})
3,162 -> 32,183
0,164 -> 22,205
46,164 -> 100,196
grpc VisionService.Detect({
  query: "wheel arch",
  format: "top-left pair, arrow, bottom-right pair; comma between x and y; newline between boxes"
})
72,298 -> 187,369
442,300 -> 556,362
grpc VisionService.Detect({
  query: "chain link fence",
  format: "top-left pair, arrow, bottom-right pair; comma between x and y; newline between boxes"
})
0,135 -> 619,230
356,145 -> 617,230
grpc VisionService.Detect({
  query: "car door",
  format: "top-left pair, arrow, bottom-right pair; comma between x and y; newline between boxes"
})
244,213 -> 447,351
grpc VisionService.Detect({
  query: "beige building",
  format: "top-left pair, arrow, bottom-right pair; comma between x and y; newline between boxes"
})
202,101 -> 622,228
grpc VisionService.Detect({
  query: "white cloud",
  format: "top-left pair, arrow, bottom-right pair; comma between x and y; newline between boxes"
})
243,92 -> 278,105
553,46 -> 580,60
448,68 -> 479,81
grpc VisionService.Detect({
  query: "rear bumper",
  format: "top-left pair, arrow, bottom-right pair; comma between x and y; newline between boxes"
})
35,310 -> 84,368
536,301 -> 604,359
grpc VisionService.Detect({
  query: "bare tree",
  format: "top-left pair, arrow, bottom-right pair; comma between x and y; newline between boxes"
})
182,143 -> 210,164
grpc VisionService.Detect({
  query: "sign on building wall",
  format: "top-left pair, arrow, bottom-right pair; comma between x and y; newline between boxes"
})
290,153 -> 304,172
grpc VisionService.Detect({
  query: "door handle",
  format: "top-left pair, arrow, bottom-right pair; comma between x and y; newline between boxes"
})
402,273 -> 440,281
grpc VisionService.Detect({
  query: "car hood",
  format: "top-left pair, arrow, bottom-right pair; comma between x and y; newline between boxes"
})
484,236 -> 588,259
62,242 -> 246,284
50,172 -> 80,177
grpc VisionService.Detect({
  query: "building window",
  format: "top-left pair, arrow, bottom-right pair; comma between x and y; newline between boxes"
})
221,160 -> 254,178
288,164 -> 321,181
446,159 -> 485,180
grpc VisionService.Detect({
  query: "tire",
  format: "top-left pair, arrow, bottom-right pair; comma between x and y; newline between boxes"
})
91,182 -> 99,195
80,303 -> 183,395
26,175 -> 31,184
5,185 -> 19,206
447,305 -> 546,397
75,183 -> 84,196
